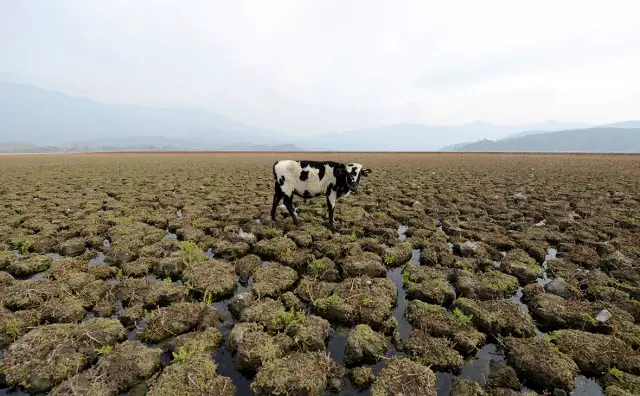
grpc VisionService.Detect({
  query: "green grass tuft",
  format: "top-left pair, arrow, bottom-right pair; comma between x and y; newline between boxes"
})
452,308 -> 473,326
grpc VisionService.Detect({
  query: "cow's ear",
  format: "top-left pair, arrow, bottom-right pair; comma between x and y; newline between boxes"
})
361,168 -> 372,177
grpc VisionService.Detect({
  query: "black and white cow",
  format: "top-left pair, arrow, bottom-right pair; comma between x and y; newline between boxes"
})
271,160 -> 371,230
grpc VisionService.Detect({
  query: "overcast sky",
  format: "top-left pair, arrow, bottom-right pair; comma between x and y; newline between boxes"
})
1,1 -> 639,135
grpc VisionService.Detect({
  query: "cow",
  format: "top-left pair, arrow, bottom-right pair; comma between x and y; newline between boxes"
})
271,160 -> 371,230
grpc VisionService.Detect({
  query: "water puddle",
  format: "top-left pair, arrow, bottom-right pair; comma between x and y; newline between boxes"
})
213,345 -> 253,395
437,344 -> 505,395
396,224 -> 408,240
206,248 -> 214,260
327,327 -> 349,365
573,376 -> 605,396
387,266 -> 412,341
90,252 -> 106,265
165,232 -> 177,240
536,247 -> 557,287
28,272 -> 48,281
103,239 -> 111,250
46,252 -> 60,261
508,287 -> 528,313
410,249 -> 420,264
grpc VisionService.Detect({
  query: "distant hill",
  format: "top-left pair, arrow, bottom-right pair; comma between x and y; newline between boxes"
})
0,142 -> 59,153
0,82 -> 293,149
503,130 -> 552,140
441,128 -> 640,152
438,141 -> 476,152
2,82 -> 638,153
602,120 -> 640,128
298,121 -> 591,152
221,143 -> 303,151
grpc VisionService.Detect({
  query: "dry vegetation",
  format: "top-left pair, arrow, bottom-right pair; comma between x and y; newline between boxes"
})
0,152 -> 639,395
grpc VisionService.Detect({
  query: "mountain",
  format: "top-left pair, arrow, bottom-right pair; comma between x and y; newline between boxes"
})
220,143 -> 303,151
503,130 -> 551,140
442,128 -> 640,152
298,121 -> 594,151
0,82 -> 289,148
602,120 -> 640,128
438,141 -> 476,152
0,142 -> 59,153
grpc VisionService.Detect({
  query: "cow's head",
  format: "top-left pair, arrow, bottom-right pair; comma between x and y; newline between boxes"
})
344,163 -> 371,192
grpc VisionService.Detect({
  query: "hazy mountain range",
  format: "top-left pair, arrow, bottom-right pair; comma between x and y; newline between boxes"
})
442,128 -> 640,152
0,82 -> 638,153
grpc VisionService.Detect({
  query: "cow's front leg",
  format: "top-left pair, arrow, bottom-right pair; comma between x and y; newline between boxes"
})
271,185 -> 283,221
283,194 -> 300,226
326,191 -> 337,230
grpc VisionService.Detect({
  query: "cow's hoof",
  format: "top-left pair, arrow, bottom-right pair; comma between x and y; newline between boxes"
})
330,223 -> 339,232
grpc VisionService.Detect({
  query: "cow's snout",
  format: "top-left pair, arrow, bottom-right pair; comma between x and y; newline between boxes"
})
349,183 -> 359,191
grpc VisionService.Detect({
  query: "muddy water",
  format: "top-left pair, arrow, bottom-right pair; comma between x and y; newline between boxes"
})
89,251 -> 106,265
0,239 -> 605,396
396,224 -> 408,240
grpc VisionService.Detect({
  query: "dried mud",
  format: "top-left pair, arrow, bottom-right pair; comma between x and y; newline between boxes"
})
0,152 -> 639,395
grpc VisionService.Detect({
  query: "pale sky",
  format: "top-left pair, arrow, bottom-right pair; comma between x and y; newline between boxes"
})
1,0 -> 639,134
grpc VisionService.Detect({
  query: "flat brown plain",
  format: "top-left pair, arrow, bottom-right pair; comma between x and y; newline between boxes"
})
0,152 -> 639,395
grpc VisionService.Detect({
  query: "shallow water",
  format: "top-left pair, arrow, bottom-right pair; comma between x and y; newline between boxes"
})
0,242 -> 607,396
165,231 -> 177,240
396,224 -> 408,240
89,251 -> 106,265
45,252 -> 60,261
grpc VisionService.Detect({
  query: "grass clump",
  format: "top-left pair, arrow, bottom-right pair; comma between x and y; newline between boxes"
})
148,353 -> 235,396
272,308 -> 306,328
609,367 -> 624,379
177,240 -> 206,265
313,293 -> 342,311
11,232 -> 33,254
251,351 -> 333,395
95,345 -> 113,355
168,327 -> 223,359
452,308 -> 472,326
454,298 -> 535,338
383,254 -> 395,266
0,318 -> 126,391
371,357 -> 436,396
308,259 -> 326,274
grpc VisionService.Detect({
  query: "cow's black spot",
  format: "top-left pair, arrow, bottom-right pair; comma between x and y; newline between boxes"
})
278,175 -> 286,186
332,164 -> 347,178
300,170 -> 309,181
303,190 -> 312,198
299,160 -> 340,181
317,166 -> 325,181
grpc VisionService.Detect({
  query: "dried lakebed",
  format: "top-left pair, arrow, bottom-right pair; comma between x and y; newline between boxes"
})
1,152 -> 639,396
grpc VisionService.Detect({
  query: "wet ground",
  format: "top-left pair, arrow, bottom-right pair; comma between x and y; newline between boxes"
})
0,153 -> 638,395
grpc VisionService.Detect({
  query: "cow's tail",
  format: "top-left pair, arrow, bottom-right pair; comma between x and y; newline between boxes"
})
272,161 -> 279,182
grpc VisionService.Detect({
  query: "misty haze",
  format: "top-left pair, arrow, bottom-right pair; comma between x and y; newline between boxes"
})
1,1 -> 639,152
1,3 -> 640,396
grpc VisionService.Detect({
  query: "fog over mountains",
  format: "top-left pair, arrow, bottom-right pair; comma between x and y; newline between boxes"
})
1,83 -> 638,153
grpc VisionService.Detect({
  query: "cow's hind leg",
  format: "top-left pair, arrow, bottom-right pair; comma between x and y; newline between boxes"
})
271,185 -> 284,221
283,194 -> 300,225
